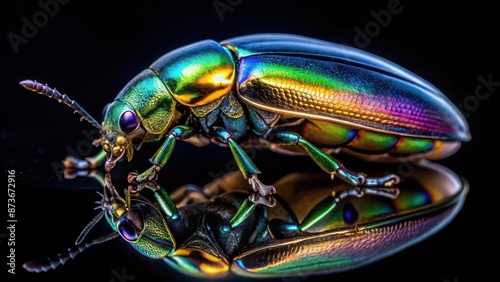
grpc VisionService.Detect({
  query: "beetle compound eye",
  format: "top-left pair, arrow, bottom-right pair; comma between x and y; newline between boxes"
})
119,110 -> 139,134
118,221 -> 140,241
117,208 -> 144,242
342,203 -> 359,224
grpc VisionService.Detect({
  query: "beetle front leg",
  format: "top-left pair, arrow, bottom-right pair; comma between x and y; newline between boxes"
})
129,125 -> 194,187
62,149 -> 107,170
270,132 -> 400,187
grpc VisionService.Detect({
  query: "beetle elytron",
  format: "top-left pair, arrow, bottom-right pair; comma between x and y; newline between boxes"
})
20,33 -> 470,228
23,162 -> 468,278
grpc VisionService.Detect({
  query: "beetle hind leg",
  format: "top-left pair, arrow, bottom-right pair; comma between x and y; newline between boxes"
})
300,185 -> 400,231
269,132 -> 400,187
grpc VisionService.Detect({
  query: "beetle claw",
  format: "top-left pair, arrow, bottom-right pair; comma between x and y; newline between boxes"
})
127,171 -> 160,193
248,175 -> 276,196
249,193 -> 276,207
336,168 -> 400,188
365,174 -> 400,187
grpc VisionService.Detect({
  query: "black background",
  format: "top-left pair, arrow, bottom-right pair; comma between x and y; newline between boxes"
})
2,1 -> 497,282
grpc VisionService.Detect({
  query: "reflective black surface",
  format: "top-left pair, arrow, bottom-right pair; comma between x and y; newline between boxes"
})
2,1 -> 495,281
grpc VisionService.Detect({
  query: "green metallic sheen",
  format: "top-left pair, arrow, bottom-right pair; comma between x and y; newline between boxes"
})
148,126 -> 192,169
300,195 -> 338,230
116,69 -> 176,134
229,199 -> 258,229
154,188 -> 178,218
150,40 -> 235,107
393,184 -> 431,211
224,33 -> 470,141
152,134 -> 176,168
272,131 -> 341,173
348,131 -> 400,152
228,139 -> 261,178
129,203 -> 174,258
21,34 -> 471,279
305,198 -> 395,232
296,140 -> 339,174
393,137 -> 434,154
301,120 -> 356,146
103,100 -> 135,134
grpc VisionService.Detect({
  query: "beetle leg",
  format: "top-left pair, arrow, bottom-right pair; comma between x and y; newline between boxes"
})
132,125 -> 194,185
213,126 -> 277,230
212,126 -> 276,197
270,132 -> 400,187
300,186 -> 400,231
225,193 -> 276,230
153,187 -> 178,219
62,149 -> 107,170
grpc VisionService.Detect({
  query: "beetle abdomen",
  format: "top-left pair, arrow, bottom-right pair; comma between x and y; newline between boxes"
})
299,120 -> 461,160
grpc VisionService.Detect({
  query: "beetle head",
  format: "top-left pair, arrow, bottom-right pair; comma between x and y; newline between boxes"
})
100,100 -> 146,171
100,69 -> 177,171
101,174 -> 176,258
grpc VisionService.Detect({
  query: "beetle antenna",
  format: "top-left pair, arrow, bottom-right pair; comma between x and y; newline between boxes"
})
19,79 -> 104,132
75,210 -> 105,245
23,232 -> 119,273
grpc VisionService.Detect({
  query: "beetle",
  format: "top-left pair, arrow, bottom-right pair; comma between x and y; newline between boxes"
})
22,161 -> 468,278
20,33 -> 470,229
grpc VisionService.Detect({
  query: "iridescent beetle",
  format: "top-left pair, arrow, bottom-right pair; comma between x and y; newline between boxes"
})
23,162 -> 467,278
20,33 -> 470,229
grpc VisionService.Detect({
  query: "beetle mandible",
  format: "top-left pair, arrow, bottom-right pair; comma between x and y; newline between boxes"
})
20,33 -> 470,229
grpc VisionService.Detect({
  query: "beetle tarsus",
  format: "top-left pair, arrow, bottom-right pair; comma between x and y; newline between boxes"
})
336,168 -> 399,187
127,171 -> 160,193
135,165 -> 161,183
365,174 -> 400,187
248,174 -> 276,196
249,192 -> 276,207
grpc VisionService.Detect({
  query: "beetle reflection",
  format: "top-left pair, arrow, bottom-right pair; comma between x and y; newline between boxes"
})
24,161 -> 467,278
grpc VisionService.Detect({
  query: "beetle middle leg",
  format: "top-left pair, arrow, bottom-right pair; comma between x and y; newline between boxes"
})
268,131 -> 400,187
212,126 -> 276,200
